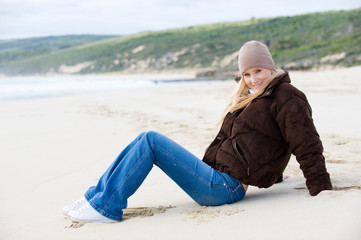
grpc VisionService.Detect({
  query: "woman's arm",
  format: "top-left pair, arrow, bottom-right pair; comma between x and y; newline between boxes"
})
276,94 -> 332,196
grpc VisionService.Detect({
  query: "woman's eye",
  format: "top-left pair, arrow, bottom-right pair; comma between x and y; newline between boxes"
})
256,69 -> 262,73
244,73 -> 250,77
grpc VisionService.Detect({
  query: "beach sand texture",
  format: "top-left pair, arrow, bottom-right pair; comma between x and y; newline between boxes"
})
1,67 -> 361,240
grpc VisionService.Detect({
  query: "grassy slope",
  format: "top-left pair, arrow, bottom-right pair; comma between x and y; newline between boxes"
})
0,35 -> 116,65
0,8 -> 360,75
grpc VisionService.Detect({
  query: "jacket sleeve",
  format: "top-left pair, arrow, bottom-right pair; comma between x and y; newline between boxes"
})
276,94 -> 332,196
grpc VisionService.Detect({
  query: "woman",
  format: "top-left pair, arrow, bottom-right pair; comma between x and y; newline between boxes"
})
63,40 -> 332,223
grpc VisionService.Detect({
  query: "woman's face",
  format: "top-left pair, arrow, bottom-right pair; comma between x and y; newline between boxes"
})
243,68 -> 272,92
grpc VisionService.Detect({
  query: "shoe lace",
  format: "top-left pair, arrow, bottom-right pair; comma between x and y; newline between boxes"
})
78,202 -> 91,212
71,196 -> 86,208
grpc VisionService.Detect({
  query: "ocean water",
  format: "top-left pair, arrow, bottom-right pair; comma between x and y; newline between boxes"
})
0,75 -> 206,103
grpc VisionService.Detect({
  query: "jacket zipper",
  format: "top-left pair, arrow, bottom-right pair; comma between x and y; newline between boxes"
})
233,141 -> 250,176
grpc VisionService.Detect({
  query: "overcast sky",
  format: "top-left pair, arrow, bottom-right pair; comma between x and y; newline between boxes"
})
0,0 -> 360,40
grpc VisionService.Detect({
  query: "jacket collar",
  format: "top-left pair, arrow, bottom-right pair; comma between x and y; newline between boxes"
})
259,71 -> 290,98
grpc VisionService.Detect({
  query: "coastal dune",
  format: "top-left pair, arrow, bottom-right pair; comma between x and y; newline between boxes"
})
1,67 -> 361,240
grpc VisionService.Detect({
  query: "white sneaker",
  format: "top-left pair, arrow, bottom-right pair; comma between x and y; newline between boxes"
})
62,196 -> 87,215
67,202 -> 118,223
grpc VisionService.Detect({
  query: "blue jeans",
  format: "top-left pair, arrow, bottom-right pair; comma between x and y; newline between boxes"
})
85,131 -> 245,221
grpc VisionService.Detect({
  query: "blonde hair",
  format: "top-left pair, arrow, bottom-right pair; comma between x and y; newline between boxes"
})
219,68 -> 285,125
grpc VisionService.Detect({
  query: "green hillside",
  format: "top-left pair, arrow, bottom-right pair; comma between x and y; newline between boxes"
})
0,8 -> 360,76
0,35 -> 116,65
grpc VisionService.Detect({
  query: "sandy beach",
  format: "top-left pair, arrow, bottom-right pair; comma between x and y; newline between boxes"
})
1,67 -> 361,240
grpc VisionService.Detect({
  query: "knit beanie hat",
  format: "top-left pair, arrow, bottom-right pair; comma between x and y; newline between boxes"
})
238,40 -> 276,75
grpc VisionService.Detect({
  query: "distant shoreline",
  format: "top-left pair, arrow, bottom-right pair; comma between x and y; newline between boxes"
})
2,65 -> 361,103
0,74 -> 216,103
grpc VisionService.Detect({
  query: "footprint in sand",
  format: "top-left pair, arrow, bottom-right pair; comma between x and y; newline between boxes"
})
182,205 -> 244,224
123,205 -> 175,219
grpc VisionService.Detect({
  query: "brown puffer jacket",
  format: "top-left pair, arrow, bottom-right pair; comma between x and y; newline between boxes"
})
203,71 -> 332,196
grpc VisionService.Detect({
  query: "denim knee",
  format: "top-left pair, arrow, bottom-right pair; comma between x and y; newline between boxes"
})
143,131 -> 163,145
144,130 -> 160,138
